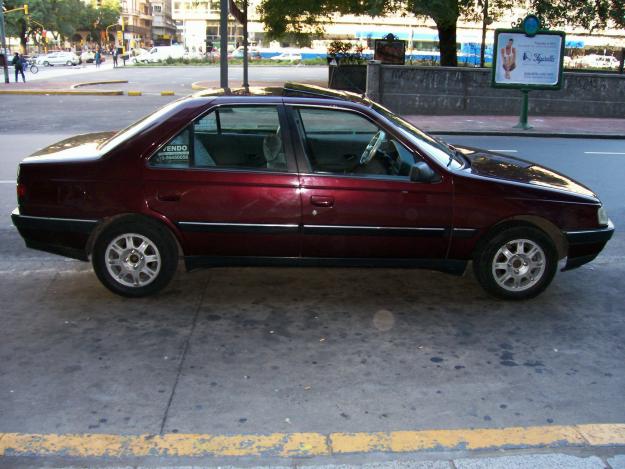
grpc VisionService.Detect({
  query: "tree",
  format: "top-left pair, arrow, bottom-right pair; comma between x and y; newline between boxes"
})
3,0 -> 119,52
529,0 -> 625,31
258,0 -> 514,66
78,1 -> 121,45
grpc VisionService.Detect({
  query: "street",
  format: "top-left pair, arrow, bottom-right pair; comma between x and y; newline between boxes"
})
0,91 -> 624,466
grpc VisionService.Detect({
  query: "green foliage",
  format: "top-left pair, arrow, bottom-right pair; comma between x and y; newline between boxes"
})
3,0 -> 120,50
258,0 -> 396,40
327,40 -> 368,64
258,0 -> 624,67
528,0 -> 625,30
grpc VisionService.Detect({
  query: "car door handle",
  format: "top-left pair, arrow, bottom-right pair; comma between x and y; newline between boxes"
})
310,195 -> 334,207
157,192 -> 181,202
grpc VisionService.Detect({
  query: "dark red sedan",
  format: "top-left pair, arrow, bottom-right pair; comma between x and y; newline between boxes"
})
12,84 -> 614,299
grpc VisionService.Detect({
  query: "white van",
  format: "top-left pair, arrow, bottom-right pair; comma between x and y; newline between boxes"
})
131,45 -> 186,63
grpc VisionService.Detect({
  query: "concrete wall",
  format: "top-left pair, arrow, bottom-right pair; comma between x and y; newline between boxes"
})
366,63 -> 625,117
328,65 -> 367,94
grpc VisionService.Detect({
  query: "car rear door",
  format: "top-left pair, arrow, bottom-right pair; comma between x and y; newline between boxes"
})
144,103 -> 302,260
287,104 -> 453,260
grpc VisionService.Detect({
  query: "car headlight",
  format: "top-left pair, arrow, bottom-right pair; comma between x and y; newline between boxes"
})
598,206 -> 609,226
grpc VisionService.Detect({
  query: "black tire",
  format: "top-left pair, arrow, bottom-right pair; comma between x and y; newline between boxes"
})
66,60 -> 72,66
473,226 -> 558,300
92,220 -> 178,297
43,61 -> 49,66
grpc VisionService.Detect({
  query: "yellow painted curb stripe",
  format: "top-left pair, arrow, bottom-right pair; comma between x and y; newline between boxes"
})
577,423 -> 625,446
161,90 -> 175,96
191,81 -> 209,90
0,432 -> 328,458
127,91 -> 142,96
1,424 -> 624,458
0,90 -> 123,96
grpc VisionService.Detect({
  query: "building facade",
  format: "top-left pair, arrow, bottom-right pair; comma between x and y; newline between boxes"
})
151,0 -> 177,45
119,0 -> 153,49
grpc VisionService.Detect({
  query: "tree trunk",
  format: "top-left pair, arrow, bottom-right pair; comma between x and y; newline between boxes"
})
19,20 -> 27,54
436,21 -> 458,67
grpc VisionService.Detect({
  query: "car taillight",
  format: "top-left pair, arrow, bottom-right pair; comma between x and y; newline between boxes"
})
17,182 -> 26,201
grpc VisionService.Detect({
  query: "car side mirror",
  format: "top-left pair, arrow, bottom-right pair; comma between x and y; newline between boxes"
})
410,161 -> 440,183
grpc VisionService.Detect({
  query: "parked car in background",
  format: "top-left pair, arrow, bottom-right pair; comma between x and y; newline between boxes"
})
270,52 -> 302,62
80,51 -> 95,63
131,45 -> 186,63
36,52 -> 80,66
232,48 -> 261,60
11,84 -> 614,299
574,54 -> 620,70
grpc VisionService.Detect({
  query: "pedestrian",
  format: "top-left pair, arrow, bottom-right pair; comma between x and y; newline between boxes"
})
12,52 -> 26,83
112,48 -> 118,68
95,48 -> 101,68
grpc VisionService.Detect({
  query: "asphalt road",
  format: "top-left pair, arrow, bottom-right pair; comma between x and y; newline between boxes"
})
0,96 -> 623,464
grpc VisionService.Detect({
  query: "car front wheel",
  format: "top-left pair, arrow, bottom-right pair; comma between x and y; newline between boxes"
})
92,221 -> 178,297
473,226 -> 557,300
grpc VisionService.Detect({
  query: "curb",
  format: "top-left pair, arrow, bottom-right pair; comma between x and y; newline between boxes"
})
0,89 -> 123,96
70,80 -> 128,89
191,81 -> 209,90
1,423 -> 624,459
429,130 -> 625,139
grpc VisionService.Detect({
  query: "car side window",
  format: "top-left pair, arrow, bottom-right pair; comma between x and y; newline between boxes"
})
294,107 -> 416,178
150,105 -> 287,171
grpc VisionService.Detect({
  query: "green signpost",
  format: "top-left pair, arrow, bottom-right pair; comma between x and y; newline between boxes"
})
491,15 -> 566,130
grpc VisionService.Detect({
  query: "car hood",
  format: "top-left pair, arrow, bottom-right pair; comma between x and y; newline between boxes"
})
23,132 -> 116,164
457,146 -> 597,199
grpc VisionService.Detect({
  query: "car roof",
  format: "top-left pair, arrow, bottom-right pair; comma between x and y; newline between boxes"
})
192,82 -> 373,107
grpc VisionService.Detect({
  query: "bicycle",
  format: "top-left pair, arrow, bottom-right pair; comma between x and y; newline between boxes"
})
27,59 -> 39,74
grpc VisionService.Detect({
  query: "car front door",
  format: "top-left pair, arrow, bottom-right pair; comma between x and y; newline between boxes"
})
144,104 -> 301,261
288,105 -> 453,260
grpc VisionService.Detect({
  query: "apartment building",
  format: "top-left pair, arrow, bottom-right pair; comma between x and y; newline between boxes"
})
151,0 -> 177,45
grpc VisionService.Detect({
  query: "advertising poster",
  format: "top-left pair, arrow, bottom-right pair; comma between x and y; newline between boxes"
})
493,32 -> 563,87
374,39 -> 406,65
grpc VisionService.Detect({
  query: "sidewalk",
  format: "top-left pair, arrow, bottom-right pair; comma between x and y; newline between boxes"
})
2,73 -> 624,137
404,115 -> 625,138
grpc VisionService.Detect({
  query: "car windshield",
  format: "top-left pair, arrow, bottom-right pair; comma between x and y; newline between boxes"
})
371,102 -> 464,169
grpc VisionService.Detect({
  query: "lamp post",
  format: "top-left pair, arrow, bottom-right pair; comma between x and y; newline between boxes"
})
0,2 -> 29,83
220,0 -> 228,88
0,1 -> 9,83
242,0 -> 248,89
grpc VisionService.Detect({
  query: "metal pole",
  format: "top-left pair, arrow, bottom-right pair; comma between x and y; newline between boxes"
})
242,0 -> 248,89
220,0 -> 228,88
479,0 -> 488,68
0,1 -> 10,83
514,89 -> 532,130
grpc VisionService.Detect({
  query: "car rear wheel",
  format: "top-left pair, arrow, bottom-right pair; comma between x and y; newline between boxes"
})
66,60 -> 72,66
43,61 -> 49,66
473,226 -> 557,300
92,221 -> 178,297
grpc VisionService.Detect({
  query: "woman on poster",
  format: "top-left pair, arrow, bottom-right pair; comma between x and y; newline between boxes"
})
501,38 -> 516,79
